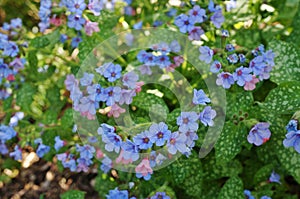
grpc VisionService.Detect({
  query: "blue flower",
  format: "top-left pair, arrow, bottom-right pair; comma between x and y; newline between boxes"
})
169,40 -> 181,53
244,190 -> 255,199
199,106 -> 217,126
122,71 -> 138,89
57,153 -> 77,172
36,143 -> 50,158
174,14 -> 195,33
106,188 -> 128,199
60,34 -> 68,43
156,55 -> 171,68
66,0 -> 86,14
80,72 -> 94,86
239,54 -> 246,63
188,5 -> 206,23
283,129 -> 300,153
87,84 -> 107,102
150,192 -> 170,199
76,144 -> 95,159
87,0 -> 103,16
77,95 -> 98,118
149,122 -> 171,146
0,143 -> 8,155
10,18 -> 22,29
247,122 -> 271,146
193,89 -> 210,105
105,86 -> 122,106
167,131 -> 188,154
177,112 -> 199,133
100,156 -> 112,173
121,140 -> 139,161
216,72 -> 234,89
167,8 -> 177,17
3,41 -> 19,57
0,125 -> 17,143
71,37 -> 82,48
221,29 -> 229,37
185,131 -> 198,148
210,10 -> 224,28
97,123 -> 115,136
210,60 -> 222,73
133,130 -> 155,150
119,89 -> 136,105
227,53 -> 239,64
263,50 -> 275,67
9,145 -> 22,161
67,14 -> 86,30
54,136 -> 64,151
249,56 -> 267,76
103,64 -> 122,82
133,21 -> 143,29
199,46 -> 213,64
137,50 -> 148,63
76,157 -> 92,172
225,44 -> 235,52
260,196 -> 272,199
233,66 -> 253,86
286,119 -> 298,132
188,26 -> 204,41
269,171 -> 281,184
102,132 -> 122,153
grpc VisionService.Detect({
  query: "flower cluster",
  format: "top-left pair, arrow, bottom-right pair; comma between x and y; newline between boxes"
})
65,62 -> 142,120
0,125 -> 17,155
0,18 -> 26,99
106,187 -> 170,199
174,1 -> 225,41
199,39 -> 275,90
283,119 -> 300,153
38,0 -> 52,32
247,122 -> 271,146
93,88 -> 215,181
137,40 -> 184,73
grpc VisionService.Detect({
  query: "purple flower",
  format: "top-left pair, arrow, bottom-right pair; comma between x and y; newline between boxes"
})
76,144 -> 95,159
57,153 -> 77,172
103,64 -> 122,82
0,125 -> 17,143
3,41 -> 19,57
65,74 -> 78,91
188,26 -> 204,41
80,72 -> 94,86
71,37 -> 82,48
174,14 -> 195,33
88,0 -> 103,16
247,122 -> 271,146
139,65 -> 152,75
185,131 -> 198,148
193,89 -> 210,105
66,0 -> 86,14
10,58 -> 26,71
10,18 -> 22,29
263,50 -> 275,67
0,143 -> 8,155
104,86 -> 122,106
158,42 -> 171,55
225,44 -> 235,52
199,46 -> 213,64
188,5 -> 206,23
95,62 -> 110,75
167,131 -> 188,154
210,60 -> 222,73
286,119 -> 298,132
106,188 -> 128,199
54,136 -> 64,151
122,71 -> 139,89
177,112 -> 199,133
239,54 -> 246,63
133,130 -> 155,150
269,171 -> 281,184
249,56 -> 267,76
119,89 -> 136,105
100,156 -> 112,173
77,95 -> 97,119
156,55 -> 171,68
199,106 -> 217,126
210,10 -> 224,28
67,14 -> 86,31
233,66 -> 253,86
102,132 -> 122,153
149,122 -> 171,146
170,40 -> 181,53
97,123 -> 115,136
36,143 -> 50,158
121,140 -> 139,161
216,72 -> 235,89
9,145 -> 22,161
283,130 -> 300,153
151,192 -> 170,199
227,53 -> 239,64
76,157 -> 92,172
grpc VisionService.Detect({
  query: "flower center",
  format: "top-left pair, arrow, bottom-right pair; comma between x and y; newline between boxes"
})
237,70 -> 242,76
157,132 -> 164,138
170,138 -> 176,144
183,118 -> 189,124
143,137 -> 149,143
108,91 -> 113,96
111,72 -> 116,77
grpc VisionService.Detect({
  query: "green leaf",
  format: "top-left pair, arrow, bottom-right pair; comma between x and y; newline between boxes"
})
42,110 -> 58,125
226,91 -> 253,119
61,108 -> 74,128
262,81 -> 300,114
217,176 -> 244,199
16,83 -> 37,113
60,190 -> 85,199
253,164 -> 274,184
215,122 -> 247,164
30,36 -> 50,48
268,40 -> 300,84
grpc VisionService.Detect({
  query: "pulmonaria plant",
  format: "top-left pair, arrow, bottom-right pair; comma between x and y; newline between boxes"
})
247,122 -> 271,146
199,35 -> 275,90
283,119 -> 300,153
